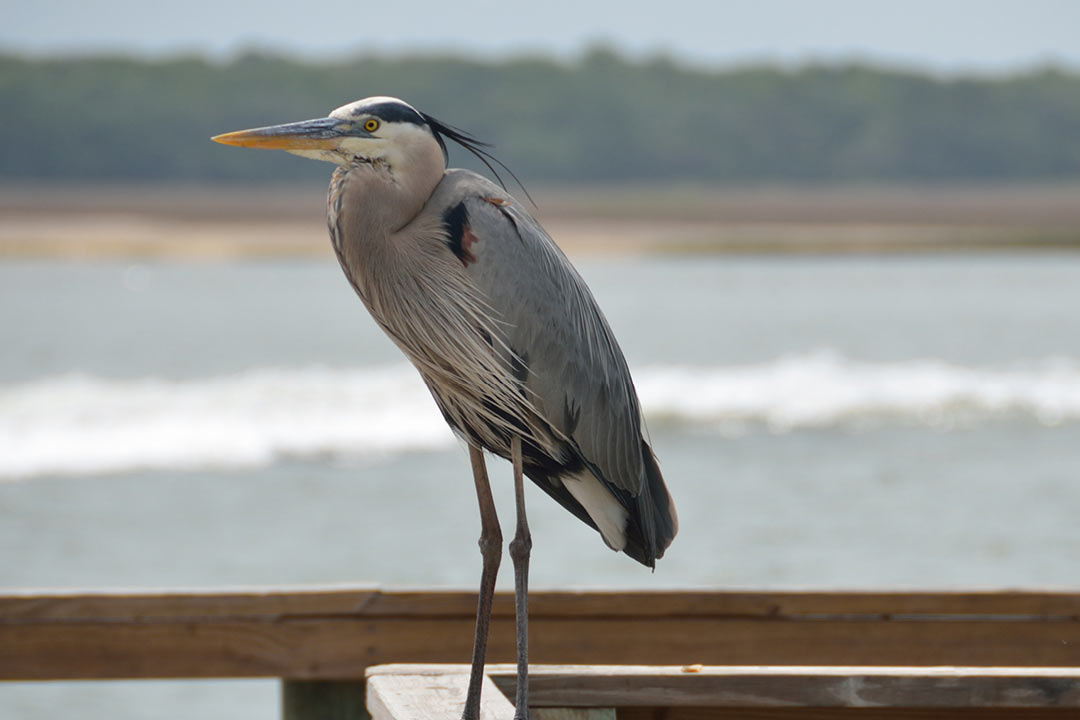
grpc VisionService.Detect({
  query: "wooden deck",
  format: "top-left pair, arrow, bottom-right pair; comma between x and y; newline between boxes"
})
3,587 -> 1079,718
366,664 -> 1080,719
3,587 -> 1080,680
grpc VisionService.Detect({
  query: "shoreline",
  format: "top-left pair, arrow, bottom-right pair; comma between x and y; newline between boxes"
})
2,183 -> 1079,259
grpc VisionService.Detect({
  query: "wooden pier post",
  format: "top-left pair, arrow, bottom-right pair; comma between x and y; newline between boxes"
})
282,680 -> 369,720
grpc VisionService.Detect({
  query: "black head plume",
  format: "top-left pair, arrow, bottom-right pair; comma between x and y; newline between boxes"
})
421,113 -> 535,206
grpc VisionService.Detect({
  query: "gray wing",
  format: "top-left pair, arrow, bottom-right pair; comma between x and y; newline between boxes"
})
431,170 -> 649,496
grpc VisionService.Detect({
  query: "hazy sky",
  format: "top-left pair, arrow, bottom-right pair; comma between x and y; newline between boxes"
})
5,0 -> 1080,72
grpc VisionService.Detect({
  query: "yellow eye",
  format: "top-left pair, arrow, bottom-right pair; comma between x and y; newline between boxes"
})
363,119 -> 379,133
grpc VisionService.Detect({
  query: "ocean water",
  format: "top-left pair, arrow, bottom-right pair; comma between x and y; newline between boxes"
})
2,254 -> 1080,718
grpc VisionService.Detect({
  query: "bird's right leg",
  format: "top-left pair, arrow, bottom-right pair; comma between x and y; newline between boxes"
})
508,435 -> 532,720
462,443 -> 502,720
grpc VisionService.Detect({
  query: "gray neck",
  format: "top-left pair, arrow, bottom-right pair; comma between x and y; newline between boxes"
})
327,150 -> 445,309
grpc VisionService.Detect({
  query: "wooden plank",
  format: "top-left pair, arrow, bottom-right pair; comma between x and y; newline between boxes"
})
366,670 -> 512,720
6,616 -> 1080,680
4,588 -> 1079,620
0,586 -> 386,621
2,589 -> 1080,680
325,589 -> 1080,619
373,664 -> 1080,710
533,710 -> 615,720
494,665 -> 1080,708
364,666 -> 619,720
616,709 -> 1078,719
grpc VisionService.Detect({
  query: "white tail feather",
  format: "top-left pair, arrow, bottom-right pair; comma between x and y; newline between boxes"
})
562,470 -> 628,551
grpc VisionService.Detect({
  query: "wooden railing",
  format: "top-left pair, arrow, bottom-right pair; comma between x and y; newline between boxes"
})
3,587 -> 1079,717
367,663 -> 1080,719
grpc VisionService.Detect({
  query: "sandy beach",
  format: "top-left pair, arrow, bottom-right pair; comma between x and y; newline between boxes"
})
2,183 -> 1079,259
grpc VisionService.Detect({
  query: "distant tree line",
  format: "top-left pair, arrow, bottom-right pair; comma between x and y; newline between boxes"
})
2,48 -> 1079,183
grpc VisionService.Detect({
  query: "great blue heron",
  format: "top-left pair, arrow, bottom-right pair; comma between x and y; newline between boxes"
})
213,96 -> 677,720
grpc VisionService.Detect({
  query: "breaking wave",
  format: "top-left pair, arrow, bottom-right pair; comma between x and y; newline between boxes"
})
2,351 -> 1079,479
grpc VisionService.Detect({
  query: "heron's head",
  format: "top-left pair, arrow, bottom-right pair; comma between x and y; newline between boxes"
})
213,96 -> 492,174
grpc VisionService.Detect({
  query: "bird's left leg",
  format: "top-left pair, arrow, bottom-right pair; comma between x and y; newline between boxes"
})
508,435 -> 531,720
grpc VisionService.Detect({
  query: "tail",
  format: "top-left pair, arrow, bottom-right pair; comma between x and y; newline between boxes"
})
621,439 -> 678,569
522,438 -> 677,570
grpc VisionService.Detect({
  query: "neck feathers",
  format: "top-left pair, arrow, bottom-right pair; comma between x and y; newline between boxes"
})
326,152 -> 445,312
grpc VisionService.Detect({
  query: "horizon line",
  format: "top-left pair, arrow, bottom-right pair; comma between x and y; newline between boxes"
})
3,41 -> 1079,79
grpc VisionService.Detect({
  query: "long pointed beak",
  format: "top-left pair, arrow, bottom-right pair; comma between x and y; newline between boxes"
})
212,117 -> 346,150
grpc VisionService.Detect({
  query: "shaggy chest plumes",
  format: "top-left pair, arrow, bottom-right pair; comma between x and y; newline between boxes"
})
328,165 -> 557,462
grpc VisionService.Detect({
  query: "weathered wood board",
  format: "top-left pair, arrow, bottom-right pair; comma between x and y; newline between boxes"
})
367,671 -> 512,720
2,588 -> 1079,680
366,664 -> 1080,720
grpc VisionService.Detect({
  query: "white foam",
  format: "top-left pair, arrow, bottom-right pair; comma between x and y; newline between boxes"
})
0,366 -> 455,480
636,350 -> 1080,434
3,352 -> 1080,480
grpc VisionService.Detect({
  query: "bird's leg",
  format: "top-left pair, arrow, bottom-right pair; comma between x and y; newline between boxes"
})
463,443 -> 502,720
508,435 -> 532,720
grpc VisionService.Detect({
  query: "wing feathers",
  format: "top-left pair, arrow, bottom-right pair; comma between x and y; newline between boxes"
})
426,170 -> 677,565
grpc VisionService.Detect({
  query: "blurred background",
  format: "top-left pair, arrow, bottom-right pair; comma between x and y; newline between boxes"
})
2,1 -> 1080,717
